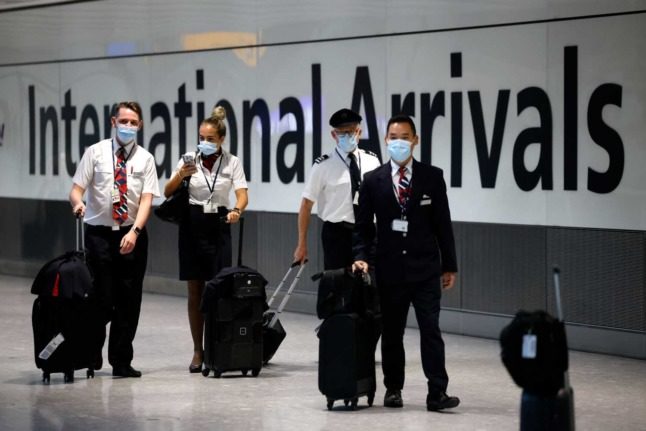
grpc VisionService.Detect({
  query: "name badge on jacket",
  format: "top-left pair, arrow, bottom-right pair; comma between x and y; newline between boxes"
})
392,219 -> 408,232
421,194 -> 432,206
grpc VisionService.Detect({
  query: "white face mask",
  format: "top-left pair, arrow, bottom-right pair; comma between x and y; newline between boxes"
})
197,140 -> 218,155
337,132 -> 358,153
116,125 -> 137,145
387,139 -> 412,163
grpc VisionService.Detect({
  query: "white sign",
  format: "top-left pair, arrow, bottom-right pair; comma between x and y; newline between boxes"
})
0,14 -> 644,230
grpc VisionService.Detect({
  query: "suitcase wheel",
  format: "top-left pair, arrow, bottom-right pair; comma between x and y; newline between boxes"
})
367,392 -> 375,407
212,369 -> 222,378
242,369 -> 248,376
251,368 -> 260,377
326,399 -> 334,410
201,368 -> 210,377
87,369 -> 94,379
42,372 -> 50,384
343,399 -> 350,406
64,371 -> 74,384
350,398 -> 358,410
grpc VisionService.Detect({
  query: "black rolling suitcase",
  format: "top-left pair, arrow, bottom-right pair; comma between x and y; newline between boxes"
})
318,313 -> 376,410
315,268 -> 379,410
201,218 -> 268,378
500,266 -> 575,430
262,260 -> 307,364
31,217 -> 101,383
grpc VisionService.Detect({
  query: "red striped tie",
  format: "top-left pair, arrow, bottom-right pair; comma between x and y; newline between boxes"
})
113,148 -> 128,224
398,166 -> 410,206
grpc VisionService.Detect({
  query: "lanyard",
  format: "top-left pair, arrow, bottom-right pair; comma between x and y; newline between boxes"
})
111,140 -> 135,174
200,154 -> 224,202
393,170 -> 413,218
334,148 -> 362,176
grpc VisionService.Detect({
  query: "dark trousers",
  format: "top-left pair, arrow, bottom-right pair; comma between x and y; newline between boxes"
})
379,276 -> 448,395
321,221 -> 354,270
85,224 -> 148,367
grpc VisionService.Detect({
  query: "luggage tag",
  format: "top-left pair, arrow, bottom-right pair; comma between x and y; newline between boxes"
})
111,185 -> 121,204
522,333 -> 537,359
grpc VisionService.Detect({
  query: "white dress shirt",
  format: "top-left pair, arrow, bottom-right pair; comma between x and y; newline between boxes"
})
173,151 -> 248,207
72,138 -> 160,227
303,147 -> 380,223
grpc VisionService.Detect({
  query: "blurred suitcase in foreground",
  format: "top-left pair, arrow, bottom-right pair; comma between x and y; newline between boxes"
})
500,267 -> 575,430
31,217 -> 101,384
262,260 -> 307,364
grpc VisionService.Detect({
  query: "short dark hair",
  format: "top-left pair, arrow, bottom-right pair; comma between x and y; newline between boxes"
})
114,101 -> 143,123
387,114 -> 416,136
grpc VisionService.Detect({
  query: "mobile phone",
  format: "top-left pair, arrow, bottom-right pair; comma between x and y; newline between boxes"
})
182,154 -> 195,165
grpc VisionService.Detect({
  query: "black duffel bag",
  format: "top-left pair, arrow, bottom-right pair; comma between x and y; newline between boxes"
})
500,310 -> 568,396
154,176 -> 191,224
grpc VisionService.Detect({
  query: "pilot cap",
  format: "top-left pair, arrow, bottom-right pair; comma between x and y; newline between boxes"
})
329,108 -> 362,127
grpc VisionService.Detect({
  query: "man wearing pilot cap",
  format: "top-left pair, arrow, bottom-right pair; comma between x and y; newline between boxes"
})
293,108 -> 380,269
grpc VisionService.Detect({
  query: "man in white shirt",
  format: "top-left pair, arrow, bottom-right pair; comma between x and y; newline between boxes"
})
294,108 -> 380,270
69,101 -> 160,378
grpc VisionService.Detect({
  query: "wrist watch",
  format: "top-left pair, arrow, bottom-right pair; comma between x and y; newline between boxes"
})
132,226 -> 142,235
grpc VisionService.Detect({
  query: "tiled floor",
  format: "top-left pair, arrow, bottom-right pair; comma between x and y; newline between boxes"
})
1,274 -> 645,431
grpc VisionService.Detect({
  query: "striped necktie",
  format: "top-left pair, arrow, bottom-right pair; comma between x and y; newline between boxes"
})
397,166 -> 410,207
113,147 -> 128,224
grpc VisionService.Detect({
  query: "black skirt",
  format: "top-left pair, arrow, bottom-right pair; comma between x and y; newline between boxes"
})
178,205 -> 232,281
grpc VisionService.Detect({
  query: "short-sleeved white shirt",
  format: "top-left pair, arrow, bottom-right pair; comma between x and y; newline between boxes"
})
173,151 -> 248,207
72,138 -> 160,227
302,147 -> 380,223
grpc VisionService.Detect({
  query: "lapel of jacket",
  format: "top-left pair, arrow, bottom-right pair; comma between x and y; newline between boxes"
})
376,162 -> 400,213
409,159 -> 426,202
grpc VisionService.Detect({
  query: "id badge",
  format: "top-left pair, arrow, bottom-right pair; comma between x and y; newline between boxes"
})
203,202 -> 218,214
111,186 -> 121,204
391,219 -> 408,232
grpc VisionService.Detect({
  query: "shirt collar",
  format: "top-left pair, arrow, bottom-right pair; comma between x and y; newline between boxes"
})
112,139 -> 136,155
390,159 -> 413,177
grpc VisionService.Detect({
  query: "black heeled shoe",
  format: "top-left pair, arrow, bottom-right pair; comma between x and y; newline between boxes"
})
189,363 -> 202,373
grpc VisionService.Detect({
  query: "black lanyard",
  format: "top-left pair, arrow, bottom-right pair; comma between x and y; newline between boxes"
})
111,140 -> 135,174
200,153 -> 224,199
335,148 -> 362,172
393,168 -> 413,217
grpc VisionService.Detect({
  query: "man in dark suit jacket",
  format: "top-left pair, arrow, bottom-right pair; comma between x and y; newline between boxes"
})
353,114 -> 459,411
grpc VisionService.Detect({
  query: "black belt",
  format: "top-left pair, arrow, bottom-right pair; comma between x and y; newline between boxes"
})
85,224 -> 136,233
324,221 -> 355,230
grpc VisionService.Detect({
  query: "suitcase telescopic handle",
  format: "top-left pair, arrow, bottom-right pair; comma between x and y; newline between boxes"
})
236,217 -> 244,267
552,266 -> 564,322
266,260 -> 307,308
75,213 -> 85,253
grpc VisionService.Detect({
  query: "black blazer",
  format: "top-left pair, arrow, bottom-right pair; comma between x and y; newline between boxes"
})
354,160 -> 458,285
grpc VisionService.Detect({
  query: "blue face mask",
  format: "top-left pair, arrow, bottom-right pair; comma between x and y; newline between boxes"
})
197,140 -> 218,156
337,133 -> 358,153
387,139 -> 412,164
116,125 -> 137,145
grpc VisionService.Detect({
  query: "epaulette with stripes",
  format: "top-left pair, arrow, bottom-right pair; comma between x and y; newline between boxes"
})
314,154 -> 330,164
361,149 -> 379,158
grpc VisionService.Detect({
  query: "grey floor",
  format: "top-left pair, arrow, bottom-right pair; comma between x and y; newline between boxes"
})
1,274 -> 645,431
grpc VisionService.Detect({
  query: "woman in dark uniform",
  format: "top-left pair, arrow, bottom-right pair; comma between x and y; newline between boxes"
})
164,106 -> 248,373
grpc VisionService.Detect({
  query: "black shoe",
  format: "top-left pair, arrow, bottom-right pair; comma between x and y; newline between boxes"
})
112,365 -> 142,378
384,390 -> 404,408
189,363 -> 202,373
93,355 -> 103,371
426,392 -> 460,411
